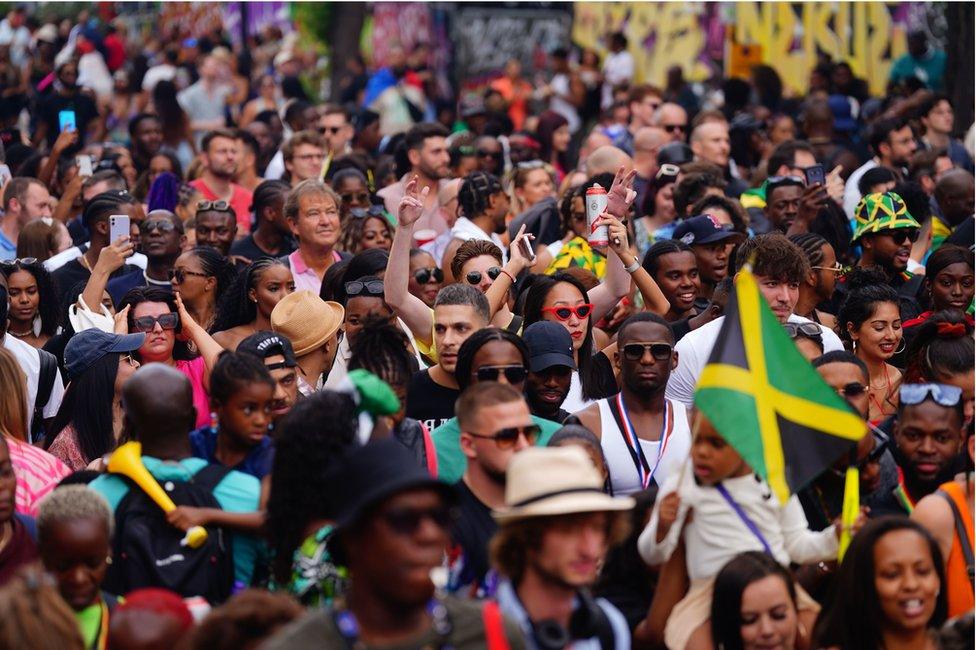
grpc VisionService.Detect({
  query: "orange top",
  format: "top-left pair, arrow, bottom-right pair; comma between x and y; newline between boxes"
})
940,480 -> 974,617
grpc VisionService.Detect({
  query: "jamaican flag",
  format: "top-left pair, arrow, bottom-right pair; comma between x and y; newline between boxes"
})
694,269 -> 866,504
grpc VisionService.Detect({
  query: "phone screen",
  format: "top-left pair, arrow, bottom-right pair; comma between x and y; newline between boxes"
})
58,110 -> 77,133
804,164 -> 825,186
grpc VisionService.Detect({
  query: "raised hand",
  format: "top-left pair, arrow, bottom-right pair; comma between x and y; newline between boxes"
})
593,212 -> 631,258
507,223 -> 535,273
606,165 -> 638,218
397,175 -> 430,228
96,236 -> 134,274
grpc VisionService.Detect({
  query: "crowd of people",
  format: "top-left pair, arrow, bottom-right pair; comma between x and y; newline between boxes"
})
0,6 -> 973,649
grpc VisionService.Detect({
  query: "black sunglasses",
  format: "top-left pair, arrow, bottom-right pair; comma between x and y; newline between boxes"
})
477,149 -> 503,160
475,365 -> 527,384
857,435 -> 890,469
132,312 -> 179,332
140,219 -> 177,233
382,505 -> 456,536
345,279 -> 385,297
465,267 -> 502,285
466,424 -> 541,449
349,205 -> 386,219
881,229 -> 920,246
340,191 -> 371,204
663,124 -> 686,133
168,268 -> 210,284
838,381 -> 868,398
414,267 -> 443,284
622,342 -> 673,361
320,126 -> 343,135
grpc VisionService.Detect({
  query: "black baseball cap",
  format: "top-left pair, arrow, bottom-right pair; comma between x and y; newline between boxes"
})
522,321 -> 576,372
64,329 -> 145,381
656,142 -> 694,166
237,331 -> 298,369
672,215 -> 746,246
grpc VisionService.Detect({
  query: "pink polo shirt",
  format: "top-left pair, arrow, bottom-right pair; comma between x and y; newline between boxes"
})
189,178 -> 254,232
287,249 -> 343,296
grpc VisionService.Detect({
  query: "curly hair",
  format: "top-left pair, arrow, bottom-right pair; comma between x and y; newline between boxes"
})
213,258 -> 291,333
690,194 -> 748,235
732,233 -> 811,284
0,259 -> 61,336
450,239 -> 504,284
338,211 -> 392,255
208,351 -> 275,405
182,589 -> 303,650
838,267 -> 900,344
266,391 -> 359,584
672,170 -> 726,218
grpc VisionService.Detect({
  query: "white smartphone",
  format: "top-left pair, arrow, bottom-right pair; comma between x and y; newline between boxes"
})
518,235 -> 536,263
109,214 -> 130,244
77,155 -> 93,178
0,164 -> 10,186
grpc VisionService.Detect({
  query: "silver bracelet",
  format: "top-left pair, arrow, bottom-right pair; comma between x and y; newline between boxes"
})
624,258 -> 640,274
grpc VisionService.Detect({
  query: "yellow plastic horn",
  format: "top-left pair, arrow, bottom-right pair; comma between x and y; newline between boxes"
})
107,442 -> 209,549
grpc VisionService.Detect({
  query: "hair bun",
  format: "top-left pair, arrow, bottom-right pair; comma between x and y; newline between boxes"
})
845,266 -> 889,292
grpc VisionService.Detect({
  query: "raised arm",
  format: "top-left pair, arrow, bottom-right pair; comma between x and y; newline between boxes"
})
588,167 -> 638,320
485,224 -> 534,317
175,292 -> 224,390
384,176 -> 434,347
82,236 -> 133,314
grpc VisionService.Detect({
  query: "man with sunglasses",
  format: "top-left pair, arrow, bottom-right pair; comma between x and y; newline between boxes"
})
474,136 -> 504,176
188,129 -> 253,233
266,438 -> 525,649
576,313 -> 691,496
869,383 -> 966,517
317,105 -> 353,157
790,233 -> 841,330
106,210 -> 185,305
449,382 -> 536,596
832,191 -> 925,320
653,103 -> 688,144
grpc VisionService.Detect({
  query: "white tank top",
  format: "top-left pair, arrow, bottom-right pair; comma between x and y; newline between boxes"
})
598,397 -> 692,496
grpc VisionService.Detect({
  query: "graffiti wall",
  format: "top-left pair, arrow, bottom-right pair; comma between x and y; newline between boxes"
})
572,2 -> 942,96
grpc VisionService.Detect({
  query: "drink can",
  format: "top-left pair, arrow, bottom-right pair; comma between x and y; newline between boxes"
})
586,184 -> 609,247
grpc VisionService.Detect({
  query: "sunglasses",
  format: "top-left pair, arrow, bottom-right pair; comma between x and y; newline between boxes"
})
196,200 -> 233,214
140,219 -> 177,233
168,268 -> 209,284
132,312 -> 179,332
465,267 -> 502,285
340,192 -> 371,205
881,229 -> 920,246
414,267 -> 443,284
812,262 -> 844,275
569,210 -> 587,223
542,304 -> 594,321
837,381 -> 868,398
663,124 -> 686,133
475,365 -> 528,384
656,163 -> 680,180
0,257 -> 38,268
477,149 -> 503,160
349,205 -> 387,219
857,434 -> 890,469
784,322 -> 823,340
319,126 -> 343,135
345,279 -> 385,297
466,424 -> 541,449
622,342 -> 673,361
516,160 -> 546,170
900,383 -> 963,407
382,505 -> 455,536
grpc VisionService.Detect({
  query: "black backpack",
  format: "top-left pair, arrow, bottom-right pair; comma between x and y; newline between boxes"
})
103,464 -> 236,604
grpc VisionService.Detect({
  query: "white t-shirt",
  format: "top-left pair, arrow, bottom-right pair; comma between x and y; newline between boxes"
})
665,313 -> 844,409
141,63 -> 177,93
601,50 -> 635,109
44,245 -> 147,272
842,158 -> 879,221
3,334 -> 65,435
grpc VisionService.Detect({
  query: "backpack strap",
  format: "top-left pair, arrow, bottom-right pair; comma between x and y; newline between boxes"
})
481,600 -> 510,650
505,314 -> 523,335
937,488 -> 975,588
419,420 -> 438,477
189,463 -> 234,492
31,349 -> 59,443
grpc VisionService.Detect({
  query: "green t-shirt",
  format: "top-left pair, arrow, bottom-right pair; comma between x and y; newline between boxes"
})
431,415 -> 561,484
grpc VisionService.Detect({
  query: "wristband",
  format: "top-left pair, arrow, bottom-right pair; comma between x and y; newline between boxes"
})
624,257 -> 640,274
499,268 -> 517,283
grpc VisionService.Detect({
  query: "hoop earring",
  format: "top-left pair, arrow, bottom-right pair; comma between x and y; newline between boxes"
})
895,338 -> 906,355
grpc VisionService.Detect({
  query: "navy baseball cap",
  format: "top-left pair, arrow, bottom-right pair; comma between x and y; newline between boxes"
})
522,321 -> 577,373
64,329 -> 146,381
672,215 -> 745,246
237,331 -> 298,369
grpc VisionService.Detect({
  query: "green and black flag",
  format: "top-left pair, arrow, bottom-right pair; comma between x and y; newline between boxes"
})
694,269 -> 865,504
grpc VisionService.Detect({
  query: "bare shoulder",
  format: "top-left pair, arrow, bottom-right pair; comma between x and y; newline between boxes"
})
574,403 -> 603,439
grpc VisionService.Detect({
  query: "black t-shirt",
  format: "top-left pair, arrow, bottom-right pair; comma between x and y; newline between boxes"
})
229,234 -> 296,262
38,91 -> 99,150
52,258 -> 140,308
405,369 -> 459,432
450,480 -> 497,595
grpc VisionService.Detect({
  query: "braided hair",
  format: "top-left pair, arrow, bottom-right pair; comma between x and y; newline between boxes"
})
789,232 -> 829,268
348,315 -> 419,395
208,351 -> 275,405
641,239 -> 695,277
457,171 -> 503,219
213,258 -> 290,333
81,189 -> 139,231
185,246 -> 238,302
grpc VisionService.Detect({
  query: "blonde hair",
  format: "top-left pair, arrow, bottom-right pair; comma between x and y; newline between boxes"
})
0,348 -> 29,442
38,485 -> 114,542
0,564 -> 85,650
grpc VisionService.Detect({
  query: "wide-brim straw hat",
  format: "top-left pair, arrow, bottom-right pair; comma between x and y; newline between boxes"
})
270,291 -> 344,356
